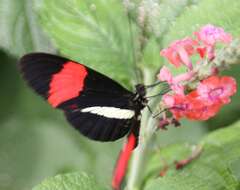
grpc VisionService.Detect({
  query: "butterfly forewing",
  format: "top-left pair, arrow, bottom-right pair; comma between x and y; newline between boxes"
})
19,53 -> 137,141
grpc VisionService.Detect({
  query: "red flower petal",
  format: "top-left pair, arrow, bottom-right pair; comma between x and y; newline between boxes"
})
197,76 -> 237,105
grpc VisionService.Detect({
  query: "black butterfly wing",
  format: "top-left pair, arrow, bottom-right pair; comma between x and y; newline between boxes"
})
64,106 -> 133,141
19,53 -> 138,141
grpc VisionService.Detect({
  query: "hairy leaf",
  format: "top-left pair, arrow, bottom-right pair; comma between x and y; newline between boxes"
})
0,0 -> 54,56
145,121 -> 240,190
163,0 -> 240,46
32,172 -> 106,190
39,0 -> 140,86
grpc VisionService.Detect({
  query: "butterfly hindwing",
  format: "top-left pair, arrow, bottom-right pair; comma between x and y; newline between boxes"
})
19,53 -> 137,141
65,110 -> 132,141
62,95 -> 136,141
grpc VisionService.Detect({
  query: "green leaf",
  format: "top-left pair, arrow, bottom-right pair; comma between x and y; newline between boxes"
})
0,116 -> 120,190
156,119 -> 208,145
163,0 -> 240,45
0,0 -> 54,56
0,51 -> 20,121
140,37 -> 163,73
160,0 -> 240,76
32,172 -> 107,190
0,119 -> 84,190
39,0 -> 139,86
144,121 -> 240,190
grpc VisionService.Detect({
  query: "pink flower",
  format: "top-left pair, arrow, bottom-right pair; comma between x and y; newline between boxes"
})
163,75 -> 237,121
171,84 -> 185,95
158,66 -> 185,95
158,66 -> 195,95
196,46 -> 207,58
158,66 -> 173,83
159,25 -> 236,122
194,24 -> 232,46
162,94 -> 176,108
162,94 -> 188,119
194,25 -> 232,60
173,71 -> 195,83
197,76 -> 237,105
160,37 -> 198,69
164,91 -> 222,121
184,91 -> 222,120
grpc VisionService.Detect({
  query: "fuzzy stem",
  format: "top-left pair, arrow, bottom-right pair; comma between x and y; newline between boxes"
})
126,68 -> 159,190
126,112 -> 157,190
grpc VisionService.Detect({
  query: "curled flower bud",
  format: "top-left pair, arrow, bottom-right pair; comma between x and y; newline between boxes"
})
158,118 -> 170,130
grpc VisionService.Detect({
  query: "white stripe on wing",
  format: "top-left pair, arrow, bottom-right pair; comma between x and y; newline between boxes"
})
81,106 -> 135,119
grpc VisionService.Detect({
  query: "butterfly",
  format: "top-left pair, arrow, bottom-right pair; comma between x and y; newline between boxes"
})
19,53 -> 148,142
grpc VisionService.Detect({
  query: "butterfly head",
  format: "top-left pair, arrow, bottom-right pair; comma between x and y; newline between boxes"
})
134,84 -> 148,109
135,84 -> 146,97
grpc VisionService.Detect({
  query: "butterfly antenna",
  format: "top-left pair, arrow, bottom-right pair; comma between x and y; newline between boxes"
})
152,109 -> 167,118
147,105 -> 153,114
145,81 -> 165,88
146,88 -> 171,99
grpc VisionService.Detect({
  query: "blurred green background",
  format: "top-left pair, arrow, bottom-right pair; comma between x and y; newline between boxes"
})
1,0 -> 240,190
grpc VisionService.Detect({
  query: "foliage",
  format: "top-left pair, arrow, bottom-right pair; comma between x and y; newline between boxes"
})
33,172 -> 107,190
0,0 -> 240,190
39,0 -> 139,86
29,121 -> 240,190
163,0 -> 240,45
0,0 -> 54,56
145,122 -> 240,190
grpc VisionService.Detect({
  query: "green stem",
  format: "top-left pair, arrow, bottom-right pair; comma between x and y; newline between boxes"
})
126,112 -> 158,190
126,68 -> 159,190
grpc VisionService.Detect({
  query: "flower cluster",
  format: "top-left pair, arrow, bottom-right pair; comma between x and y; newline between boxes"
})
158,24 -> 237,121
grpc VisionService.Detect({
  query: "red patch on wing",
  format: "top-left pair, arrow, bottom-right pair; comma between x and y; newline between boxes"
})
112,133 -> 136,190
48,61 -> 88,107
